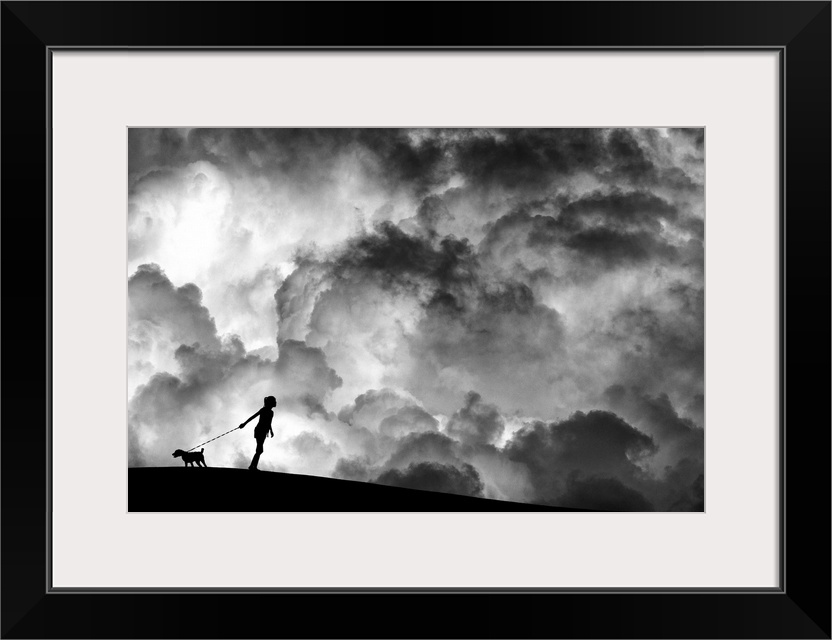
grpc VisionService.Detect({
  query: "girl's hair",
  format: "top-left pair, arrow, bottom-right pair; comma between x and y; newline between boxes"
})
264,395 -> 277,408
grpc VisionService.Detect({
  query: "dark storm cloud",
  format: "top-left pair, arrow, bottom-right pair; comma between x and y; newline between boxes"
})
130,128 -> 703,204
360,217 -> 555,322
603,385 -> 704,469
274,221 -> 481,359
129,128 -> 327,180
604,285 -> 704,399
666,462 -> 705,511
332,456 -> 373,482
505,410 -> 656,505
386,431 -> 460,469
328,390 -> 534,502
685,394 -> 705,429
419,276 -> 546,337
605,129 -> 655,183
330,220 -> 478,296
604,385 -> 701,442
128,129 -> 190,187
280,218 -> 566,414
129,128 -> 453,198
374,461 -> 485,498
595,386 -> 704,510
445,391 -> 505,446
477,208 -> 561,270
557,473 -> 655,511
409,280 -> 565,413
453,129 -> 610,190
559,189 -> 678,232
448,128 -> 704,195
353,129 -> 452,196
479,187 -> 692,285
564,227 -> 679,267
608,128 -> 704,192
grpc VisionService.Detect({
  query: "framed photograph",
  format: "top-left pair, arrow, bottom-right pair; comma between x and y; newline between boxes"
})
125,124 -> 706,516
2,2 -> 829,638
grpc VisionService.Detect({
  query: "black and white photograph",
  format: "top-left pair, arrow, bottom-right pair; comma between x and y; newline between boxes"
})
6,1 -> 828,634
127,127 -> 705,512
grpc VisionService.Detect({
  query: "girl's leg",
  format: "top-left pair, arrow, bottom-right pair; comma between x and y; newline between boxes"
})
249,439 -> 264,470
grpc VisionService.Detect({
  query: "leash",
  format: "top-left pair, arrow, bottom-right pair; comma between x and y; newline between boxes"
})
186,425 -> 243,452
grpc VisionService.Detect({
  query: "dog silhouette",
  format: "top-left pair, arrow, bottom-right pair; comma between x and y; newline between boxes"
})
172,448 -> 208,467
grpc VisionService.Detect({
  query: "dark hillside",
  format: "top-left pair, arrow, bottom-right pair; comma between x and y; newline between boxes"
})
128,467 -> 585,512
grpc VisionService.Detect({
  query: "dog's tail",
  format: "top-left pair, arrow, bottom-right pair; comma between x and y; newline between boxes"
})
200,448 -> 204,453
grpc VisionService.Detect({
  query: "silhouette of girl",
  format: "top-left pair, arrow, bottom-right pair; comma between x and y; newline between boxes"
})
239,396 -> 276,470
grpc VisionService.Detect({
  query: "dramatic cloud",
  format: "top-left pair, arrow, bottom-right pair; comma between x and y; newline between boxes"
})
445,391 -> 505,446
375,462 -> 485,498
504,411 -> 657,505
128,128 -> 704,510
557,474 -> 655,512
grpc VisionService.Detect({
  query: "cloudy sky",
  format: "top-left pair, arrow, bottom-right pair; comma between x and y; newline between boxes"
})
128,128 -> 704,511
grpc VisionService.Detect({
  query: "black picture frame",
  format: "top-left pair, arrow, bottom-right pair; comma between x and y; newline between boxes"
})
2,2 -> 829,638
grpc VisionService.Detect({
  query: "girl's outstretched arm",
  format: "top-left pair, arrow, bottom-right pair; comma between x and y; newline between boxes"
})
238,409 -> 261,429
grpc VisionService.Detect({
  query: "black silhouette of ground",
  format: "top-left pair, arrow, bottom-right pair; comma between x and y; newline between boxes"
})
128,467 -> 585,512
